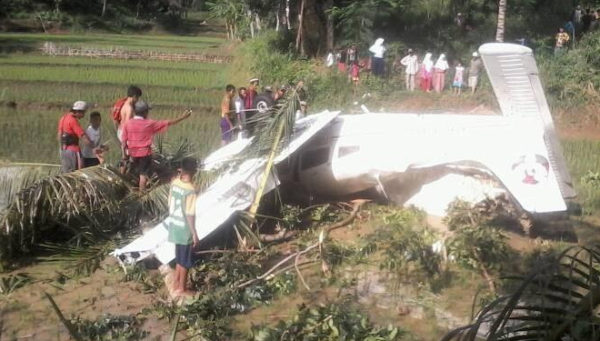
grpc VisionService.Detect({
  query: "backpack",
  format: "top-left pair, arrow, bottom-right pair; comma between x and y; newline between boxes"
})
111,97 -> 128,124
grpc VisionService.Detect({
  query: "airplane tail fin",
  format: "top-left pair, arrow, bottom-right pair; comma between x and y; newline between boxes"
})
479,43 -> 575,199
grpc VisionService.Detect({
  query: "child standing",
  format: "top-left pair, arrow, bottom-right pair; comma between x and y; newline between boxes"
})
168,157 -> 200,297
81,112 -> 103,168
351,60 -> 360,87
453,61 -> 465,95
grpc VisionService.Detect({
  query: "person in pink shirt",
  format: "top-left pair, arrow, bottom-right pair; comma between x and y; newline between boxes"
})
121,100 -> 192,191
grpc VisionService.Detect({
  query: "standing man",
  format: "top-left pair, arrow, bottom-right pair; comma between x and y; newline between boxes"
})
58,101 -> 93,173
220,84 -> 236,145
234,87 -> 247,138
112,85 -> 142,142
245,78 -> 259,111
468,52 -> 483,95
121,101 -> 191,191
400,49 -> 419,91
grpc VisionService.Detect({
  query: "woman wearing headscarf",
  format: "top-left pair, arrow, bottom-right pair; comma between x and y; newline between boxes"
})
420,53 -> 433,92
433,54 -> 449,93
369,38 -> 386,77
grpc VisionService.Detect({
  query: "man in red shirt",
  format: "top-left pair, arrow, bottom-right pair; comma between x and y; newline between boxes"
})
121,100 -> 192,191
57,101 -> 93,173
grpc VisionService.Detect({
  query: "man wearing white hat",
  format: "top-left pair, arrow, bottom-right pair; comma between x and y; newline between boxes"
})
468,52 -> 483,95
57,100 -> 93,173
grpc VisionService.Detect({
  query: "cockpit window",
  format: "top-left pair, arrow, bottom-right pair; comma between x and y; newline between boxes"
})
300,147 -> 330,170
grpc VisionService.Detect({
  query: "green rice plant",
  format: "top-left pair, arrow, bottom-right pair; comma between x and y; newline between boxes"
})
0,107 -> 220,164
0,64 -> 221,88
0,54 -> 224,71
0,32 -> 225,53
0,80 -> 222,107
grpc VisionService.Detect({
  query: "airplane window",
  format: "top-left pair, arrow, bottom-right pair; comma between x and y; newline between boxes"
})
301,147 -> 330,170
338,145 -> 360,158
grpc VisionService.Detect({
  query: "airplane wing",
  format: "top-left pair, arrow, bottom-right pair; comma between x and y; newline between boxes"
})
113,110 -> 340,265
479,43 -> 575,199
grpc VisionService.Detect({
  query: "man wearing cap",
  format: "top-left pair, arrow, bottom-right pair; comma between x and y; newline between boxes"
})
57,101 -> 93,173
468,52 -> 483,95
274,85 -> 287,103
400,49 -> 419,91
121,100 -> 192,191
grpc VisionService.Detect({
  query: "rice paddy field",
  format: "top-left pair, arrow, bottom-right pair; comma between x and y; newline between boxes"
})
0,33 -> 231,162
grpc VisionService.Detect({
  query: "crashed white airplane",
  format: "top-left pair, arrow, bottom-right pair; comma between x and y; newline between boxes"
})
113,43 -> 575,265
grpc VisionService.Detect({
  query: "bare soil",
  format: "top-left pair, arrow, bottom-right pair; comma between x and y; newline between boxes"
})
0,258 -> 170,340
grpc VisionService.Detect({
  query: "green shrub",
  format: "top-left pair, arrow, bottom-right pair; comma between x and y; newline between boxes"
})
538,31 -> 600,108
249,300 -> 406,340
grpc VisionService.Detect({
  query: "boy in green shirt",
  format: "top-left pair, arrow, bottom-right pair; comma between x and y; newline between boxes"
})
168,157 -> 200,297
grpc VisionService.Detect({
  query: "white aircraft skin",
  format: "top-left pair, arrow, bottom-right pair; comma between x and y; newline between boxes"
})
283,113 -> 566,213
113,42 -> 575,265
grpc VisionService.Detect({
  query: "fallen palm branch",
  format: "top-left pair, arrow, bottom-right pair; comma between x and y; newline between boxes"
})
0,141 -> 201,266
237,200 -> 366,289
442,244 -> 600,341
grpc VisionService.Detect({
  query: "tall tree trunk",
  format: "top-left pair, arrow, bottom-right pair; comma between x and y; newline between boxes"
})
248,10 -> 254,38
325,0 -> 334,51
101,0 -> 107,17
295,0 -> 306,55
495,0 -> 506,42
276,1 -> 280,31
286,0 -> 291,30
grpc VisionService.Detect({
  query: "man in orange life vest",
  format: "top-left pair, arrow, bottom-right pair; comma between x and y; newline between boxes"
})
57,101 -> 93,173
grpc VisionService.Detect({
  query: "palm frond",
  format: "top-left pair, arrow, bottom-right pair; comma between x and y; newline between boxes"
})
244,90 -> 300,159
0,166 -> 133,264
38,241 -> 116,277
0,162 -> 61,212
0,139 -> 206,266
443,245 -> 600,341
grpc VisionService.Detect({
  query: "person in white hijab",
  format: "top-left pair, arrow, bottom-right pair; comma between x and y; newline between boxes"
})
369,38 -> 386,77
433,53 -> 449,93
420,52 -> 433,92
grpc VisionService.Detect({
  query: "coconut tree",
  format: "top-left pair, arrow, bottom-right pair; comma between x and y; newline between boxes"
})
496,0 -> 507,42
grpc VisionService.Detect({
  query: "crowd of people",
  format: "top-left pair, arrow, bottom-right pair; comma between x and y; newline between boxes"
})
57,85 -> 192,191
218,78 -> 308,146
326,37 -> 484,95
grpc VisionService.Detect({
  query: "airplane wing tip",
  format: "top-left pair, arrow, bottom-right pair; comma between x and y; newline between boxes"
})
479,42 -> 532,56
